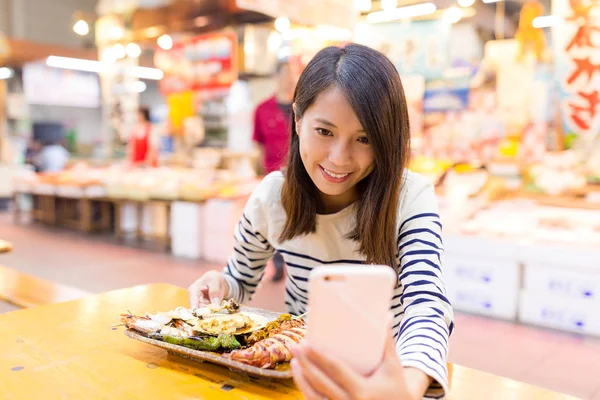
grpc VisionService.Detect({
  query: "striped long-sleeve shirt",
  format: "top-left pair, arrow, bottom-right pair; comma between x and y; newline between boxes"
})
222,171 -> 454,399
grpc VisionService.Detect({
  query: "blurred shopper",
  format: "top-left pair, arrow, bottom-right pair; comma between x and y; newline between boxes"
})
37,141 -> 70,173
253,61 -> 297,282
128,107 -> 158,167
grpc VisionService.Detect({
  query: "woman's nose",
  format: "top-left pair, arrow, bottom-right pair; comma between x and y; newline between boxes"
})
328,140 -> 352,166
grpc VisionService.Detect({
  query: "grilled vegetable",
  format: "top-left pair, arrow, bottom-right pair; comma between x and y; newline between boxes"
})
163,333 -> 241,352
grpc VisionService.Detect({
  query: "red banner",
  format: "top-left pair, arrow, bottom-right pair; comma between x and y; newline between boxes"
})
155,31 -> 238,95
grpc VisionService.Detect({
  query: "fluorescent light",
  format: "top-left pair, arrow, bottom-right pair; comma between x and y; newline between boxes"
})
46,56 -> 164,80
532,15 -> 562,28
130,81 -> 147,93
73,20 -> 90,36
157,34 -> 173,50
113,44 -> 126,59
267,32 -> 282,52
47,56 -> 106,73
0,67 -> 13,80
275,17 -> 290,33
458,0 -> 475,7
126,43 -> 142,58
444,6 -> 463,23
127,66 -> 164,80
482,0 -> 502,3
355,0 -> 372,12
382,0 -> 398,10
367,3 -> 437,23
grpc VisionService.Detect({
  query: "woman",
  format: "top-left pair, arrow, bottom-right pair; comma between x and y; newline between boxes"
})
189,44 -> 454,399
128,107 -> 157,167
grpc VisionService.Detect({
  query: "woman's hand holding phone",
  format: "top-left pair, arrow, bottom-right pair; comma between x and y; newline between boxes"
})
291,324 -> 430,400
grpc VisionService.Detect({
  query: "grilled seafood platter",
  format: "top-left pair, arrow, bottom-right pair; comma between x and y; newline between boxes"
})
121,299 -> 306,371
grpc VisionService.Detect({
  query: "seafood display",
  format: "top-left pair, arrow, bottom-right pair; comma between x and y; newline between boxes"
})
121,300 -> 306,370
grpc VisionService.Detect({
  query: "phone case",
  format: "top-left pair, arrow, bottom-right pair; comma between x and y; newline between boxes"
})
306,264 -> 397,376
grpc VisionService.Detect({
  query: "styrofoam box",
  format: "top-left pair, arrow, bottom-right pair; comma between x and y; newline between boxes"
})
170,202 -> 204,237
171,234 -> 203,259
445,279 -> 519,320
203,198 -> 246,236
141,204 -> 168,236
443,253 -> 521,291
523,264 -> 600,302
170,202 -> 205,259
203,231 -> 235,264
519,291 -> 600,337
120,203 -> 138,233
444,234 -> 521,261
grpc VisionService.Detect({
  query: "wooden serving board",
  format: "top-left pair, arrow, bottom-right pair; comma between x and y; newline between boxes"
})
124,306 -> 294,379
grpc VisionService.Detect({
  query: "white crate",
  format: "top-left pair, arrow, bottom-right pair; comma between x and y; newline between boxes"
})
170,202 -> 205,259
170,202 -> 204,237
443,253 -> 521,291
120,203 -> 138,233
445,278 -> 519,320
523,264 -> 600,302
203,198 -> 246,236
141,203 -> 169,236
518,291 -> 600,337
203,232 -> 234,264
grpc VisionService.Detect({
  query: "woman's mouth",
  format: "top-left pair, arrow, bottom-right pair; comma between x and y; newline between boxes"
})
319,165 -> 352,183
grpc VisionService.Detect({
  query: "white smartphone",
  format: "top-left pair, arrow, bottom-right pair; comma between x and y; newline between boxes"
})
306,264 -> 397,376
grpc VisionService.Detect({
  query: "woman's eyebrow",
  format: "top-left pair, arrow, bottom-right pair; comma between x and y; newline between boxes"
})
315,118 -> 365,132
315,118 -> 337,128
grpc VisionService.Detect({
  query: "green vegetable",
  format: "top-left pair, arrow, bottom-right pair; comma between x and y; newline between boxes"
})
163,334 -> 241,352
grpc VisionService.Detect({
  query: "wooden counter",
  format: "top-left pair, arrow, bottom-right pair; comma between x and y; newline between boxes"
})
0,283 -> 578,400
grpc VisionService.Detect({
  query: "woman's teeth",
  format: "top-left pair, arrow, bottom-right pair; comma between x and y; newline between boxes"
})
323,168 -> 350,179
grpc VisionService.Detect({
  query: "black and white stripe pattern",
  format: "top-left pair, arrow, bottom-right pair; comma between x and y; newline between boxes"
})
222,172 -> 454,399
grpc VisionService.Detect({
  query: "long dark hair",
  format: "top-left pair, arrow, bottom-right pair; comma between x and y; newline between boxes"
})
279,44 -> 411,269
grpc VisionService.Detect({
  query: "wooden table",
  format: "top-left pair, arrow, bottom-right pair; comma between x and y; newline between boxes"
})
0,283 -> 578,400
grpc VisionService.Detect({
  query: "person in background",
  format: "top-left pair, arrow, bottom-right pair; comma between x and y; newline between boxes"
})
37,140 -> 70,173
128,107 -> 158,167
253,61 -> 297,282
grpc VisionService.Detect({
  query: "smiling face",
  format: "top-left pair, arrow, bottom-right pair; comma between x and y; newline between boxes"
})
294,86 -> 375,213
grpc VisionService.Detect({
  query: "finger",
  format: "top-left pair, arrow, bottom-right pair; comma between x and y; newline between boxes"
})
297,347 -> 353,399
188,281 -> 204,308
291,359 -> 322,400
207,276 -> 225,304
303,345 -> 362,390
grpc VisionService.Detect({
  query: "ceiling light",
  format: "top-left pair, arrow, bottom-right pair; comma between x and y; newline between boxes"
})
367,3 -> 437,23
444,6 -> 463,23
275,17 -> 291,33
532,15 -> 562,28
458,0 -> 475,7
157,34 -> 173,50
0,67 -> 14,80
355,0 -> 372,11
113,44 -> 126,59
73,20 -> 90,36
46,56 -> 164,80
382,0 -> 398,10
126,43 -> 142,58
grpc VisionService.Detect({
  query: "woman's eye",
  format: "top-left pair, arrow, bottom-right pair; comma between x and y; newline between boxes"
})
315,128 -> 332,136
357,136 -> 369,144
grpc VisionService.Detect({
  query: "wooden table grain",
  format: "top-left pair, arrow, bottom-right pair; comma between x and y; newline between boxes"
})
0,283 -> 578,400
